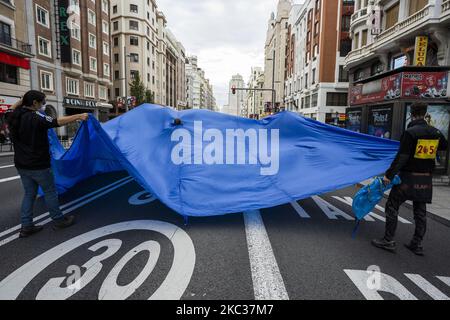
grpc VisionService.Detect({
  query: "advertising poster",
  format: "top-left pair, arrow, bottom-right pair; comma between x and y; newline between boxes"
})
346,108 -> 362,133
368,106 -> 392,139
350,71 -> 449,106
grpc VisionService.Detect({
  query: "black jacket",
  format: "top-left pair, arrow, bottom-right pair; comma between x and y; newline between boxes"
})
5,107 -> 59,170
385,119 -> 448,180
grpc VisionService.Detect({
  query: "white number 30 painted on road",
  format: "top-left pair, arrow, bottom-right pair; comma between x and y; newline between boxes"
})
0,220 -> 195,300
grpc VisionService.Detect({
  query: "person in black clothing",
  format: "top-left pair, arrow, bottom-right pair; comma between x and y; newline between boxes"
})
5,91 -> 89,238
372,102 -> 448,256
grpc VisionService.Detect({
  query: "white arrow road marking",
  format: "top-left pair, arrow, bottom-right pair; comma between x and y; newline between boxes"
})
405,274 -> 449,300
290,201 -> 310,219
243,210 -> 289,300
0,176 -> 20,184
437,276 -> 450,287
0,176 -> 133,248
0,165 -> 15,169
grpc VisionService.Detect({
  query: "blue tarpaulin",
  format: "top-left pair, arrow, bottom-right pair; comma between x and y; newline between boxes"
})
48,104 -> 400,217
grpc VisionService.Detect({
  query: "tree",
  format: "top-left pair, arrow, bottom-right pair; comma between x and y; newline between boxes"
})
129,73 -> 145,106
145,90 -> 155,104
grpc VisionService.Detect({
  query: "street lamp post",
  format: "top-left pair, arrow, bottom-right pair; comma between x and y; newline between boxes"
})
123,46 -> 131,112
266,49 -> 276,111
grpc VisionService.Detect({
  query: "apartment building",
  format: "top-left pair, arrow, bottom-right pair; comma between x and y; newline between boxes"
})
246,67 -> 265,118
263,0 -> 292,111
111,0 -> 186,112
344,0 -> 450,175
284,0 -> 354,124
226,74 -> 246,116
185,55 -> 216,110
0,0 -> 32,124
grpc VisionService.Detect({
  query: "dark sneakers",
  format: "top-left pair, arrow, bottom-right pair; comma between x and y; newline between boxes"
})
19,225 -> 44,238
404,243 -> 425,256
52,215 -> 75,230
372,238 -> 397,253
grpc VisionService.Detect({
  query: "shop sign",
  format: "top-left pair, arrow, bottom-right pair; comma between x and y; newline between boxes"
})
414,36 -> 428,67
64,97 -> 97,108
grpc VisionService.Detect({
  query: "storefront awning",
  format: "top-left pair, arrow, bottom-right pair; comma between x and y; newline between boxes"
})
0,52 -> 30,70
97,102 -> 113,109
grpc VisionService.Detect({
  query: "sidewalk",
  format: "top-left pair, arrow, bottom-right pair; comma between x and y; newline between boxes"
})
360,178 -> 450,225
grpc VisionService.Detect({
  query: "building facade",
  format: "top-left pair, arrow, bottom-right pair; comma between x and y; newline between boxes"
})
185,55 -> 216,110
111,1 -> 186,112
0,0 -> 33,130
344,0 -> 450,175
284,0 -> 354,124
226,74 -> 245,116
246,67 -> 265,118
263,0 -> 292,111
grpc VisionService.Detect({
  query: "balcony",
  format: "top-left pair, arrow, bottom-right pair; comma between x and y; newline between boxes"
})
350,8 -> 368,29
345,4 -> 437,69
0,36 -> 33,58
441,0 -> 450,21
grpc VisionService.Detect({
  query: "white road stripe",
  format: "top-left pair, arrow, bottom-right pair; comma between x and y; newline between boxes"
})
312,196 -> 354,220
0,177 -> 133,247
290,201 -> 310,218
243,210 -> 289,300
0,165 -> 14,169
405,274 -> 449,300
0,176 -> 19,184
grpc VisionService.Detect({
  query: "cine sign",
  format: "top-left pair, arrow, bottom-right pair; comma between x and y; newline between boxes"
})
414,36 -> 428,67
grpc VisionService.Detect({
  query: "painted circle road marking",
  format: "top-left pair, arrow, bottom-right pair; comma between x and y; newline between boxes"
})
0,220 -> 196,300
128,191 -> 157,206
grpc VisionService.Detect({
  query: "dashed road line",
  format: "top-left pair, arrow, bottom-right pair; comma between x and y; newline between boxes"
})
0,176 -> 20,184
0,165 -> 15,170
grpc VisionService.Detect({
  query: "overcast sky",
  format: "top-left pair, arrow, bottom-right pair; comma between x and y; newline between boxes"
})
157,0 -> 279,107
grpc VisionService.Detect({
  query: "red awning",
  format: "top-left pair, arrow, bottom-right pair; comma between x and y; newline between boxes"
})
0,52 -> 30,70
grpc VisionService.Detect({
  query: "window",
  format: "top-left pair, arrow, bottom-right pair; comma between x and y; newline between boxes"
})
326,93 -> 348,106
70,0 -> 80,6
113,37 -> 119,47
71,22 -> 80,40
36,5 -> 50,28
130,70 -> 139,79
354,69 -> 364,81
129,20 -> 139,30
102,0 -> 109,13
312,69 -> 316,84
371,61 -> 384,75
392,55 -> 407,69
85,82 -> 95,98
0,22 -> 12,46
38,37 -> 51,57
114,70 -> 120,80
314,22 -> 319,35
89,33 -> 96,49
102,21 -> 109,34
0,63 -> 17,84
340,38 -> 352,57
353,32 -> 359,49
341,15 -> 351,32
130,53 -> 139,63
409,0 -> 428,16
113,5 -> 117,14
113,21 -> 118,31
40,71 -> 54,91
130,36 -> 139,46
66,78 -> 79,95
103,42 -> 109,56
72,49 -> 81,66
88,9 -> 96,26
114,53 -> 119,63
99,86 -> 107,100
385,3 -> 399,29
90,57 -> 97,71
361,29 -> 368,46
103,63 -> 110,76
311,93 -> 318,107
338,66 -> 349,82
130,4 -> 138,13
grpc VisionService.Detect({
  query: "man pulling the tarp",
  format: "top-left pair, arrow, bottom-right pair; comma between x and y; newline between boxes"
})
372,103 -> 448,256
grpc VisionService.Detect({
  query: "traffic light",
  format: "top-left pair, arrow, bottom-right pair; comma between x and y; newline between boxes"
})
231,86 -> 236,95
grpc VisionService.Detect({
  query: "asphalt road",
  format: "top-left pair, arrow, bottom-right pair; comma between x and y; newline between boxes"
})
0,154 -> 449,300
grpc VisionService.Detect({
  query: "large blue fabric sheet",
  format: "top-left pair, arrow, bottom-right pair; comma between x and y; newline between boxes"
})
49,104 -> 400,217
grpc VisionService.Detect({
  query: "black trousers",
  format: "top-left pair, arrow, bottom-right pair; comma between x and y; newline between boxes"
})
384,185 -> 427,245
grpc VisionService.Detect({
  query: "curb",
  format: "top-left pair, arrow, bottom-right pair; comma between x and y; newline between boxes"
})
357,183 -> 450,228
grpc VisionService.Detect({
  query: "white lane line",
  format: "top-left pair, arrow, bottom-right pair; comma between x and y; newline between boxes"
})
0,165 -> 14,169
243,210 -> 289,300
405,274 -> 449,300
290,201 -> 310,218
0,177 -> 133,248
0,176 -> 20,184
0,176 -> 132,239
